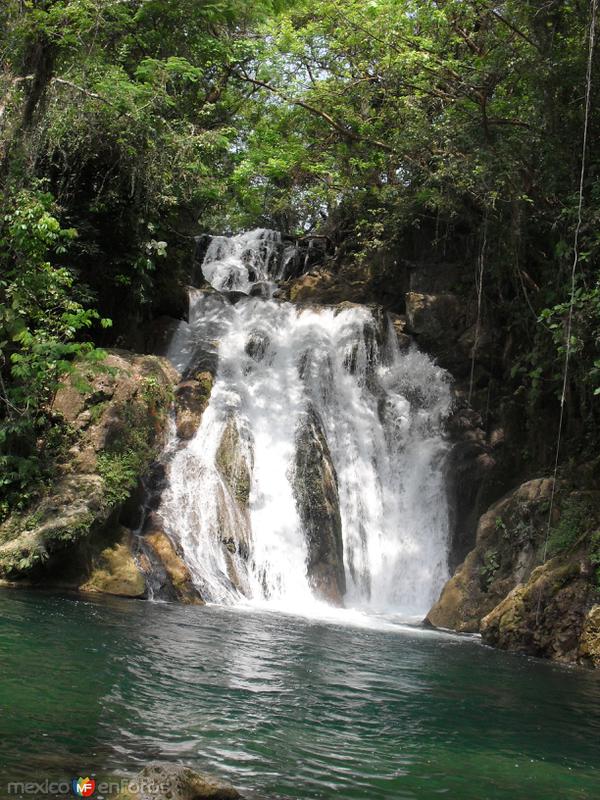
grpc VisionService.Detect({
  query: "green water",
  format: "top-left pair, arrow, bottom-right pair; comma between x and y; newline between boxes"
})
0,589 -> 599,799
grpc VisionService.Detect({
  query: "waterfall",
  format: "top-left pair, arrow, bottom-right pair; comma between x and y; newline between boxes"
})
160,230 -> 453,617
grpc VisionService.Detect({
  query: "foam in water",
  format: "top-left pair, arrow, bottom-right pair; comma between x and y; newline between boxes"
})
160,230 -> 453,617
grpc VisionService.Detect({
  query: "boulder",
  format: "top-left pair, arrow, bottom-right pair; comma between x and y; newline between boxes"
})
143,529 -> 204,605
293,406 -> 346,605
117,763 -> 242,800
579,605 -> 600,668
428,479 -> 600,666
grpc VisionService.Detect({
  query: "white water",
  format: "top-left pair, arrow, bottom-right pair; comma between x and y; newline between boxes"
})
161,230 -> 453,617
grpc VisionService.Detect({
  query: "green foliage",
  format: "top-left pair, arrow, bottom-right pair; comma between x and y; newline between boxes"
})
97,450 -> 146,507
0,188 -> 109,513
547,497 -> 591,557
97,374 -> 171,507
1,0 -> 600,496
480,549 -> 500,592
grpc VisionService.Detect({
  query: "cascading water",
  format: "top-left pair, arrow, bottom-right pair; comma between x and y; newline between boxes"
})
160,230 -> 453,617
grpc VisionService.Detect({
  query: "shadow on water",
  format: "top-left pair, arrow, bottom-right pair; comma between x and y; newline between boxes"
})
1,588 -> 599,799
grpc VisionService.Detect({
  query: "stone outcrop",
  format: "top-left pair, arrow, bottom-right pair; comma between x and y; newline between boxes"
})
293,407 -> 346,605
579,605 -> 600,668
117,763 -> 242,800
405,291 -> 491,377
283,261 -> 376,306
427,478 -> 556,632
0,351 -> 177,595
444,394 -> 498,570
480,551 -> 595,663
201,417 -> 254,595
427,478 -> 600,666
141,528 -> 204,605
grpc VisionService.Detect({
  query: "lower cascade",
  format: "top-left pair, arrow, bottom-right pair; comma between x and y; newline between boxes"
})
160,230 -> 453,616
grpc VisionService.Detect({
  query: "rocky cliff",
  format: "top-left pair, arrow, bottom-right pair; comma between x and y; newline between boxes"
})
0,350 -> 202,604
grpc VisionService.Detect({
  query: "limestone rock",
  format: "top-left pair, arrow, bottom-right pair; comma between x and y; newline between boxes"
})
426,478 -> 555,632
445,393 -> 496,570
0,474 -> 105,579
144,530 -> 204,605
388,312 -> 411,349
117,763 -> 242,800
175,373 -> 213,440
480,554 -> 593,663
405,291 -> 492,378
80,528 -> 146,598
0,351 -> 176,586
428,479 -> 600,666
285,263 -> 373,306
293,406 -> 346,605
216,420 -> 252,507
579,605 -> 600,667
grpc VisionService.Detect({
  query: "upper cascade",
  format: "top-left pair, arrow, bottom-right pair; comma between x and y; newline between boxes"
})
196,228 -> 326,297
200,229 -> 281,295
160,230 -> 454,618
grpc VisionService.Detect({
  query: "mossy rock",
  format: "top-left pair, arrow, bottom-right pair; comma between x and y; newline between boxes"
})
579,605 -> 600,667
115,763 -> 242,800
0,351 -> 177,585
293,406 -> 346,605
80,527 -> 146,598
481,551 -> 595,663
216,419 -> 251,506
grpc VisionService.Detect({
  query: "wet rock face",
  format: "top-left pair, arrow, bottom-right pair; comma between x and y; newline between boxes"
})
141,528 -> 204,605
245,330 -> 271,362
445,394 -> 497,571
216,419 -> 252,508
175,372 -> 214,440
293,407 -> 346,605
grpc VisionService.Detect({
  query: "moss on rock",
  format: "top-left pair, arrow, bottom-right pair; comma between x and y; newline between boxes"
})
0,351 -> 177,587
216,419 -> 251,506
80,527 -> 146,598
428,478 -> 600,666
293,406 -> 346,605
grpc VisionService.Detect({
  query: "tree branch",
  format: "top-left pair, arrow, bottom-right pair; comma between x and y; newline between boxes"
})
236,68 -> 398,155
